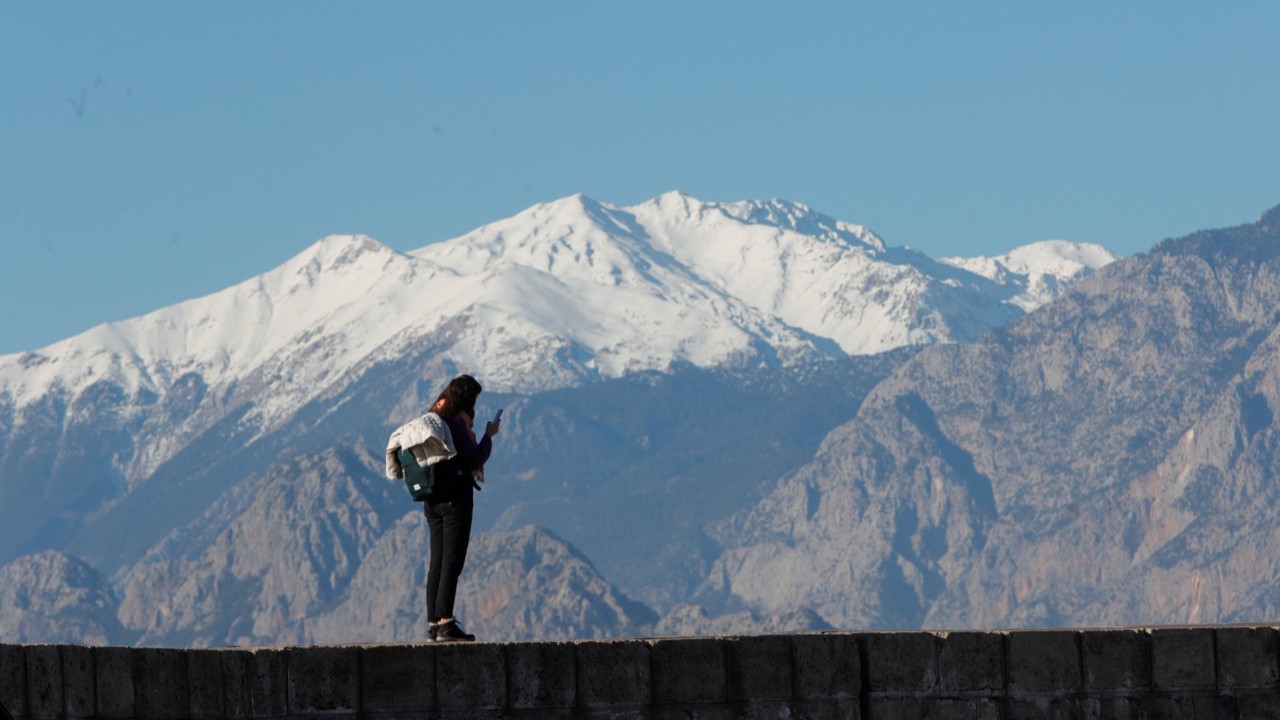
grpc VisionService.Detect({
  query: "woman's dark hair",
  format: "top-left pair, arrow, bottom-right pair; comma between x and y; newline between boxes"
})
432,374 -> 482,419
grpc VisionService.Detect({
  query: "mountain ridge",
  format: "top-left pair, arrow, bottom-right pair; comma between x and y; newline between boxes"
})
2,192 -> 1115,405
696,204 -> 1280,632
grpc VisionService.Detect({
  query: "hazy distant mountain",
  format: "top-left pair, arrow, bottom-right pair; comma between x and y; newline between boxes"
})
0,550 -> 126,645
115,445 -> 402,647
697,203 -> 1280,632
942,239 -> 1118,311
112,445 -> 654,646
0,192 -> 1118,645
310,522 -> 658,644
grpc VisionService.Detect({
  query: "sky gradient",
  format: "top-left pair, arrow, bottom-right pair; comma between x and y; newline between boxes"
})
3,2 -> 1279,354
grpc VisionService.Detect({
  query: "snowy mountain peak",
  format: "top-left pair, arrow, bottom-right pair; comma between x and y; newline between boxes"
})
277,234 -> 399,290
637,192 -> 886,254
303,233 -> 393,266
942,240 -> 1119,312
0,232 -> 419,413
731,198 -> 887,254
411,194 -> 661,290
495,193 -> 634,240
645,189 -> 703,218
987,240 -> 1114,275
1,193 -> 1116,417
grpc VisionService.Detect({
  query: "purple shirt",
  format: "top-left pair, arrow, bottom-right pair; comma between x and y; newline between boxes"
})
444,413 -> 492,471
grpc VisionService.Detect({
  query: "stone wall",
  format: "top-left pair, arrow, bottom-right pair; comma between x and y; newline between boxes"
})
2,625 -> 1278,718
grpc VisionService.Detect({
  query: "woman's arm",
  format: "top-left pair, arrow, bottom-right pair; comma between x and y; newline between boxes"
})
447,414 -> 492,470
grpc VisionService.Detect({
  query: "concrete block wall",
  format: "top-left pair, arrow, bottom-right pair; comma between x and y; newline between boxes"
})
1,625 -> 1278,719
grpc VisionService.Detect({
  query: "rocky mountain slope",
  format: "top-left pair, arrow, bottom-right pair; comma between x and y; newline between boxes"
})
111,444 -> 655,646
698,204 -> 1280,631
310,522 -> 658,644
0,550 -> 125,645
12,355 -> 909,646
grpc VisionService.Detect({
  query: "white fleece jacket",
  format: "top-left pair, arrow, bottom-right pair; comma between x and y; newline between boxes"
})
385,412 -> 457,480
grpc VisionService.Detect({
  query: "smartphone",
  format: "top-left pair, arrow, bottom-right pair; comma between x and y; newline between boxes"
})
493,408 -> 503,421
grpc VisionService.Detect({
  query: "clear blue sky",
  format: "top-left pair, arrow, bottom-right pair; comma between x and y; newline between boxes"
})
3,2 -> 1278,355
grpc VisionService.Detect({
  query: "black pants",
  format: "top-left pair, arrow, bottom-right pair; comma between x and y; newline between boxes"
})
424,497 -> 473,621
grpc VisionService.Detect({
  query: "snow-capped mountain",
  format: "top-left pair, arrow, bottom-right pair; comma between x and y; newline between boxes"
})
0,190 -> 1133,646
943,239 -> 1118,311
13,199 -> 1280,648
0,190 -> 1119,538
697,203 -> 1280,632
0,191 -> 1115,424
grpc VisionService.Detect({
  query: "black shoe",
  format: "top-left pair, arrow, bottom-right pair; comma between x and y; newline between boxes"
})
435,619 -> 475,642
428,623 -> 438,642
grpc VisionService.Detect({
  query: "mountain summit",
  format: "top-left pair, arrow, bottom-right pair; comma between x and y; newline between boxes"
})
406,191 -> 1114,389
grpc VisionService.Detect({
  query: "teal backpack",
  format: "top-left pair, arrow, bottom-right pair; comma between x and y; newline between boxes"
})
397,448 -> 438,502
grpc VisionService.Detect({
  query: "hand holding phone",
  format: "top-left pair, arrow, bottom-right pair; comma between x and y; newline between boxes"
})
486,408 -> 503,438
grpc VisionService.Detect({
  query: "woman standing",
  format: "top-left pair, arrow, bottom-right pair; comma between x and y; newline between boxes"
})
424,374 -> 500,642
